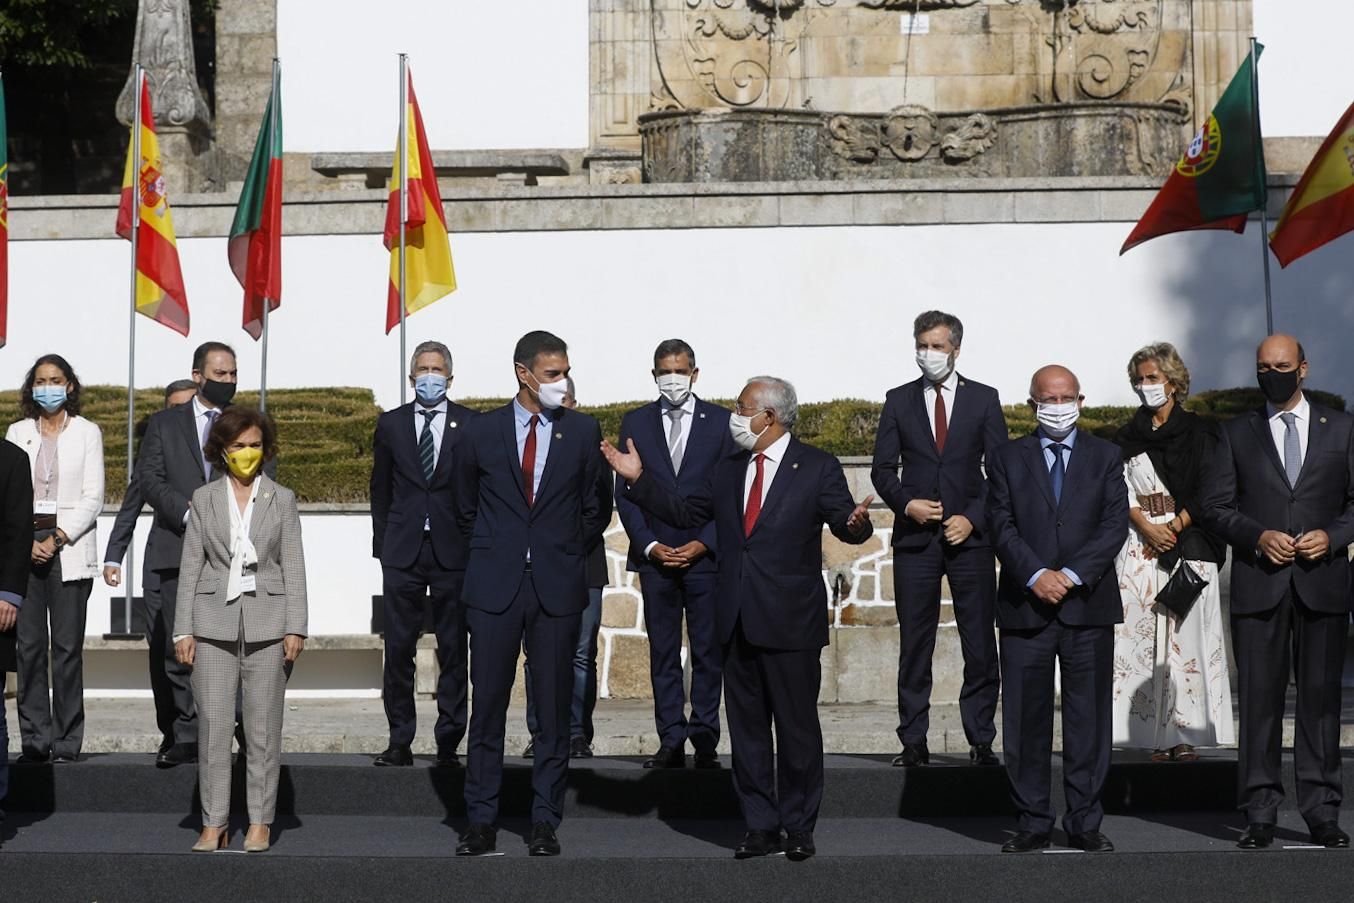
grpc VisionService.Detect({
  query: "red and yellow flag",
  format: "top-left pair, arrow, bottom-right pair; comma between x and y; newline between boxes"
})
383,69 -> 455,334
116,74 -> 190,336
1270,101 -> 1354,267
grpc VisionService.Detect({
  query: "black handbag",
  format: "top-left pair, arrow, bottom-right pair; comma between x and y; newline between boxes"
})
1154,560 -> 1208,619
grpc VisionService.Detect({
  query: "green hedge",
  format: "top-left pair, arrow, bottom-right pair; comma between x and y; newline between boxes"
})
0,386 -> 1340,504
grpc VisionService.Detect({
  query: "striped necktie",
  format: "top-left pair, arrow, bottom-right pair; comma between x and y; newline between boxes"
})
419,410 -> 438,483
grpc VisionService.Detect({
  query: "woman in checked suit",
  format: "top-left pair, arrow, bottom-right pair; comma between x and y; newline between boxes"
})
174,407 -> 307,853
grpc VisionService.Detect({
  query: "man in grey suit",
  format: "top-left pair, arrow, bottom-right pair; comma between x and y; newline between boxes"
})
137,343 -> 244,767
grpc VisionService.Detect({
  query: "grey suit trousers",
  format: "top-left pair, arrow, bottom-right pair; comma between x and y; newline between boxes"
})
192,607 -> 287,826
16,556 -> 92,758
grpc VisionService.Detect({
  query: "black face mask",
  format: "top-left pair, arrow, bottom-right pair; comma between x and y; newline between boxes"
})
200,378 -> 237,408
1257,368 -> 1300,406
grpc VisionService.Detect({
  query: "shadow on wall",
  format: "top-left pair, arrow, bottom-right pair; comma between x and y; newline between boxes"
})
1161,229 -> 1354,406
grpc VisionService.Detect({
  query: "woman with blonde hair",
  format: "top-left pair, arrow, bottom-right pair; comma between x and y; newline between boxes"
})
1111,342 -> 1233,760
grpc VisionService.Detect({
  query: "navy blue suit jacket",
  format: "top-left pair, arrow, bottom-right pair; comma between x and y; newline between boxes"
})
370,400 -> 477,571
625,436 -> 872,651
453,404 -> 611,616
871,374 -> 1007,549
986,430 -> 1128,630
615,397 -> 729,574
1202,402 -> 1354,615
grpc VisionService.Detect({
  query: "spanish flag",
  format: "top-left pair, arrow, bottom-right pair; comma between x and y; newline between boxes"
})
383,69 -> 455,334
1269,102 -> 1354,267
115,74 -> 190,336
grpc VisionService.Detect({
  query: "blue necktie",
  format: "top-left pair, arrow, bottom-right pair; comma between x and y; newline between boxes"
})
419,410 -> 438,483
1281,412 -> 1301,487
1049,443 -> 1068,503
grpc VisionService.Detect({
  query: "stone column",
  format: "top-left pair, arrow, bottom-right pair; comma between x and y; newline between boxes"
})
214,0 -> 280,188
588,0 -> 653,182
1190,0 -> 1254,120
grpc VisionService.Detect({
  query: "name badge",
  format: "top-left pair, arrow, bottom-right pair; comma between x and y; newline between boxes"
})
34,500 -> 57,515
240,574 -> 257,593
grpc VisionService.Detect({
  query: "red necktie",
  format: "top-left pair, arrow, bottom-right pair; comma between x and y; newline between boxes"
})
522,414 -> 539,507
743,453 -> 766,536
934,385 -> 948,453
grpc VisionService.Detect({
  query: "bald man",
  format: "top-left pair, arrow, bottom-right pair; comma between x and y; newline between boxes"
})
986,365 -> 1128,853
1203,336 -> 1354,850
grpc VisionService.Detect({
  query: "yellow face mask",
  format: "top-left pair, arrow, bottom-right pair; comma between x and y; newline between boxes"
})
225,447 -> 264,480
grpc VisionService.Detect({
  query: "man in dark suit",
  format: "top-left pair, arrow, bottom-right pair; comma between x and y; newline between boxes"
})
370,340 -> 476,768
987,365 -> 1127,854
615,339 -> 730,769
136,342 -> 247,767
453,331 -> 611,858
603,375 -> 873,862
871,311 -> 1005,768
1202,335 -> 1354,850
0,438 -> 33,823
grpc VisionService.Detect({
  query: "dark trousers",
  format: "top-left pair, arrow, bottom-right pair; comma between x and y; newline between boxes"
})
1000,620 -> 1113,836
641,571 -> 722,753
894,540 -> 999,746
381,539 -> 468,752
1,672 -> 9,801
1232,590 -> 1346,828
723,620 -> 824,834
464,573 -> 580,827
146,569 -> 197,745
16,556 -> 91,758
525,586 -> 602,743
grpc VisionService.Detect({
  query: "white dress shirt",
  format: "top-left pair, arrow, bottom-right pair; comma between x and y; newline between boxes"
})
923,370 -> 959,440
1266,392 -> 1310,465
412,399 -> 449,469
743,432 -> 792,514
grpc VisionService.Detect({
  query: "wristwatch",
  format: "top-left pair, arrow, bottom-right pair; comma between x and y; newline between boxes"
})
52,532 -> 66,549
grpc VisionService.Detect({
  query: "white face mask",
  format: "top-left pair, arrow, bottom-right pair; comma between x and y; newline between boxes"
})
915,348 -> 955,383
728,411 -> 769,452
656,373 -> 692,407
524,371 -> 569,411
1136,383 -> 1169,410
1036,401 -> 1080,439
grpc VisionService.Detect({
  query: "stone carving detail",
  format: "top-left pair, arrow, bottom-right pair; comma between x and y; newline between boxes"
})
882,105 -> 939,161
828,115 -> 880,163
115,0 -> 211,130
1054,1 -> 1164,103
859,0 -> 980,8
940,114 -> 998,162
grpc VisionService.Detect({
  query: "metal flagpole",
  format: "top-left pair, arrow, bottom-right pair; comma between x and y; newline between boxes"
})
260,58 -> 280,413
398,53 -> 409,405
123,64 -> 143,636
1250,36 -> 1275,336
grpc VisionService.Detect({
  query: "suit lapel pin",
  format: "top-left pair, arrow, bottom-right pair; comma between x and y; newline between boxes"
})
450,421 -> 458,429
792,462 -> 799,470
263,491 -> 272,499
699,412 -> 706,419
556,432 -> 563,440
1320,417 -> 1328,424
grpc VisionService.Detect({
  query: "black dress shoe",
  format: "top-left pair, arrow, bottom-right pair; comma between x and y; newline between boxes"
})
1237,823 -> 1275,849
157,743 -> 197,768
784,831 -> 815,861
1310,821 -> 1350,848
522,739 -> 535,759
373,745 -> 413,767
51,752 -> 79,764
643,745 -> 686,769
17,750 -> 51,765
1001,831 -> 1051,853
891,743 -> 929,768
970,743 -> 1000,767
528,822 -> 561,856
694,750 -> 721,769
436,751 -> 462,768
1067,830 -> 1114,852
157,737 -> 174,757
456,823 -> 497,856
569,737 -> 593,759
734,829 -> 782,859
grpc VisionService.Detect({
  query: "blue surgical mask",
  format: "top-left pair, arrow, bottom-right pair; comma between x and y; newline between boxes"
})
32,385 -> 67,414
414,373 -> 448,406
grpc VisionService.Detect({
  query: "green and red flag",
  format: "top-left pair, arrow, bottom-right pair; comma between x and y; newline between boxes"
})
229,65 -> 283,340
0,72 -> 9,348
1121,44 -> 1267,254
1269,100 -> 1354,267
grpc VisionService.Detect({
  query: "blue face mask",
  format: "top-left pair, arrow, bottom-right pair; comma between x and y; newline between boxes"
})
32,385 -> 68,414
414,373 -> 448,405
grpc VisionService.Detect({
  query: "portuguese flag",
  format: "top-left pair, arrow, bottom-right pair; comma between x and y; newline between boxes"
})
229,64 -> 283,340
1121,45 -> 1266,254
0,72 -> 8,348
116,72 -> 191,336
1269,101 -> 1354,267
383,68 -> 456,333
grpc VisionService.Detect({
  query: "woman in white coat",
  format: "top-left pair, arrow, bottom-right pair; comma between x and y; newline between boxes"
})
5,354 -> 104,763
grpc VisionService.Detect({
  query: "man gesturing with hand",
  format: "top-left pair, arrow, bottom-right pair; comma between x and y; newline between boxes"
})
603,375 -> 872,863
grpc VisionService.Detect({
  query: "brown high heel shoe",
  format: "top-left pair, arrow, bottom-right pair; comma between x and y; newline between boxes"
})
191,826 -> 230,852
244,823 -> 272,853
